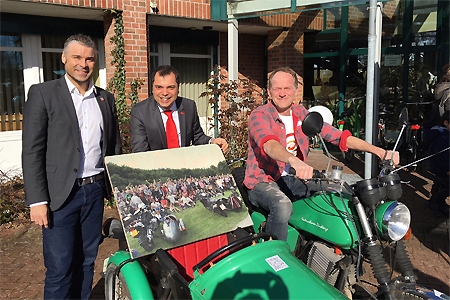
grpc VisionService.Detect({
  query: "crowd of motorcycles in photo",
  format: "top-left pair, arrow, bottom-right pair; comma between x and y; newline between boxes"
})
113,174 -> 243,251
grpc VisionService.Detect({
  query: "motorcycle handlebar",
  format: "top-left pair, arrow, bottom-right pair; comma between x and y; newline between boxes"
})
288,167 -> 324,179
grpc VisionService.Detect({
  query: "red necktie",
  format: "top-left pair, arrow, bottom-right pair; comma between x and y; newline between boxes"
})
164,110 -> 179,148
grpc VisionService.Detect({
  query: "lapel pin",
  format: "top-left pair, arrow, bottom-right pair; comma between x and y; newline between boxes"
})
100,97 -> 104,102
180,111 -> 185,115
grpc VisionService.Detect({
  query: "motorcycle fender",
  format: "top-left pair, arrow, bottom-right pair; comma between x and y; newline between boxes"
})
105,250 -> 154,299
250,211 -> 266,234
251,211 -> 299,252
286,225 -> 300,252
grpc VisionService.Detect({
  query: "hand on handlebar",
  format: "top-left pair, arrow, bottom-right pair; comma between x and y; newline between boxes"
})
288,159 -> 314,179
382,150 -> 400,166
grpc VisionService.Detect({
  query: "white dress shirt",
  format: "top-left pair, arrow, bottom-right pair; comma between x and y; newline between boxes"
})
65,75 -> 104,178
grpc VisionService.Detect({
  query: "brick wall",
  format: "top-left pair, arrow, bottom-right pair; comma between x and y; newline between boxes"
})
28,0 -> 153,99
264,11 -> 323,102
28,0 -> 334,103
121,1 -> 149,97
219,32 -> 265,86
157,0 -> 210,19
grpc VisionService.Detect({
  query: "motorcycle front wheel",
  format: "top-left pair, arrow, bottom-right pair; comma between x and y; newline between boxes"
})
105,263 -> 132,300
375,283 -> 449,300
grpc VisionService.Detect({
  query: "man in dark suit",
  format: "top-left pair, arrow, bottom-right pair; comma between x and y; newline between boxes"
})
130,65 -> 228,152
22,34 -> 122,300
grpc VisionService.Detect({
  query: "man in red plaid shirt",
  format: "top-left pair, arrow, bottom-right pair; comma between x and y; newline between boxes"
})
244,67 -> 399,241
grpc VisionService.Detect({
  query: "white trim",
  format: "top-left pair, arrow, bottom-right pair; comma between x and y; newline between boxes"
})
0,130 -> 22,175
97,38 -> 107,89
21,34 -> 43,97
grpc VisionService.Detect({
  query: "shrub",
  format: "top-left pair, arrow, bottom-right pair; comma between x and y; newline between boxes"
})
201,66 -> 268,162
0,170 -> 27,225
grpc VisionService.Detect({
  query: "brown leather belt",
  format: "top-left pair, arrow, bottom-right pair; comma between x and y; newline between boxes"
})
76,173 -> 104,186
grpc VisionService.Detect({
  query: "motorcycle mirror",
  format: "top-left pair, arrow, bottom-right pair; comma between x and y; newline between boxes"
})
302,111 -> 324,137
398,107 -> 408,127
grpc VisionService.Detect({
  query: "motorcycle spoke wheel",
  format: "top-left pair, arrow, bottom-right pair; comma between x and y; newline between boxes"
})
389,289 -> 428,299
105,263 -> 133,300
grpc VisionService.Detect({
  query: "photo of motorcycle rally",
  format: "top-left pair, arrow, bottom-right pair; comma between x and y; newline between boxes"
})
104,144 -> 253,257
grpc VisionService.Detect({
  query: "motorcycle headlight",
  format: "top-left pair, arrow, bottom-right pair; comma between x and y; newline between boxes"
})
375,202 -> 411,241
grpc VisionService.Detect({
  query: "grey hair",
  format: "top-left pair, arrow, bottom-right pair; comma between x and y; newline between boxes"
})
63,34 -> 98,55
268,67 -> 299,90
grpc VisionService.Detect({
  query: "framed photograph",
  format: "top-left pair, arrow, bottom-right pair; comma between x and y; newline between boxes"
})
105,144 -> 252,258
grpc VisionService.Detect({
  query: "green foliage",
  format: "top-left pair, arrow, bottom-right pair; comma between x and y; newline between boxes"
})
107,161 -> 229,191
129,78 -> 145,107
106,10 -> 144,153
0,172 -> 28,225
107,10 -> 126,118
201,66 -> 268,161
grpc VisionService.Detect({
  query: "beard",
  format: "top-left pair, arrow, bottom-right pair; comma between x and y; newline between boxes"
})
66,70 -> 91,86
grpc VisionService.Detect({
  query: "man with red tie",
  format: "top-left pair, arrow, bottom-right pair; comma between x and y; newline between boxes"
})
130,65 -> 228,152
130,65 -> 229,281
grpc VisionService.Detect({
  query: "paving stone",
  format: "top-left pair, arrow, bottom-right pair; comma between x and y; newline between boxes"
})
1,150 -> 448,298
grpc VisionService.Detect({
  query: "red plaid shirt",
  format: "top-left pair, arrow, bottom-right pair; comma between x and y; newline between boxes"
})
244,102 -> 351,190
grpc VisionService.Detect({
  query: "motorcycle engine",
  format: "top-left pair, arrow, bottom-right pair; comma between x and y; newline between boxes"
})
307,242 -> 344,286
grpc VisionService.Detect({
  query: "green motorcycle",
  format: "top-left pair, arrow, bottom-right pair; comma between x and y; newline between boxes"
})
102,109 -> 448,300
231,109 -> 449,300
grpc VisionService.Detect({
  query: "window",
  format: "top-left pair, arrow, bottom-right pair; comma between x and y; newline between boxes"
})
150,42 -> 215,135
0,34 -> 103,132
0,34 -> 24,131
412,0 -> 437,46
42,36 -> 66,81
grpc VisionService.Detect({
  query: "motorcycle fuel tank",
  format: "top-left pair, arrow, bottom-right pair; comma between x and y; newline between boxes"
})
290,188 -> 361,249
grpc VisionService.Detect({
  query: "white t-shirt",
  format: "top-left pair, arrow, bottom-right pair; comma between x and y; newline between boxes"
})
279,113 -> 297,176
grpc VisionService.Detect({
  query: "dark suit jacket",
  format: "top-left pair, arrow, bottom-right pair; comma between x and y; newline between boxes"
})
130,96 -> 211,152
22,77 -> 122,211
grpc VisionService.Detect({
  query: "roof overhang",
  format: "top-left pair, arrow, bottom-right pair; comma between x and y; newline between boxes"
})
0,0 -> 105,20
1,0 -> 281,35
147,15 -> 281,35
211,0 -> 388,20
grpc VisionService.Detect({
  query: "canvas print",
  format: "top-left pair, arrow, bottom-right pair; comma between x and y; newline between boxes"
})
105,144 -> 253,258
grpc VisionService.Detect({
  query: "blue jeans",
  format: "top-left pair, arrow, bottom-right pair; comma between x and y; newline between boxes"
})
248,176 -> 319,241
43,179 -> 105,300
